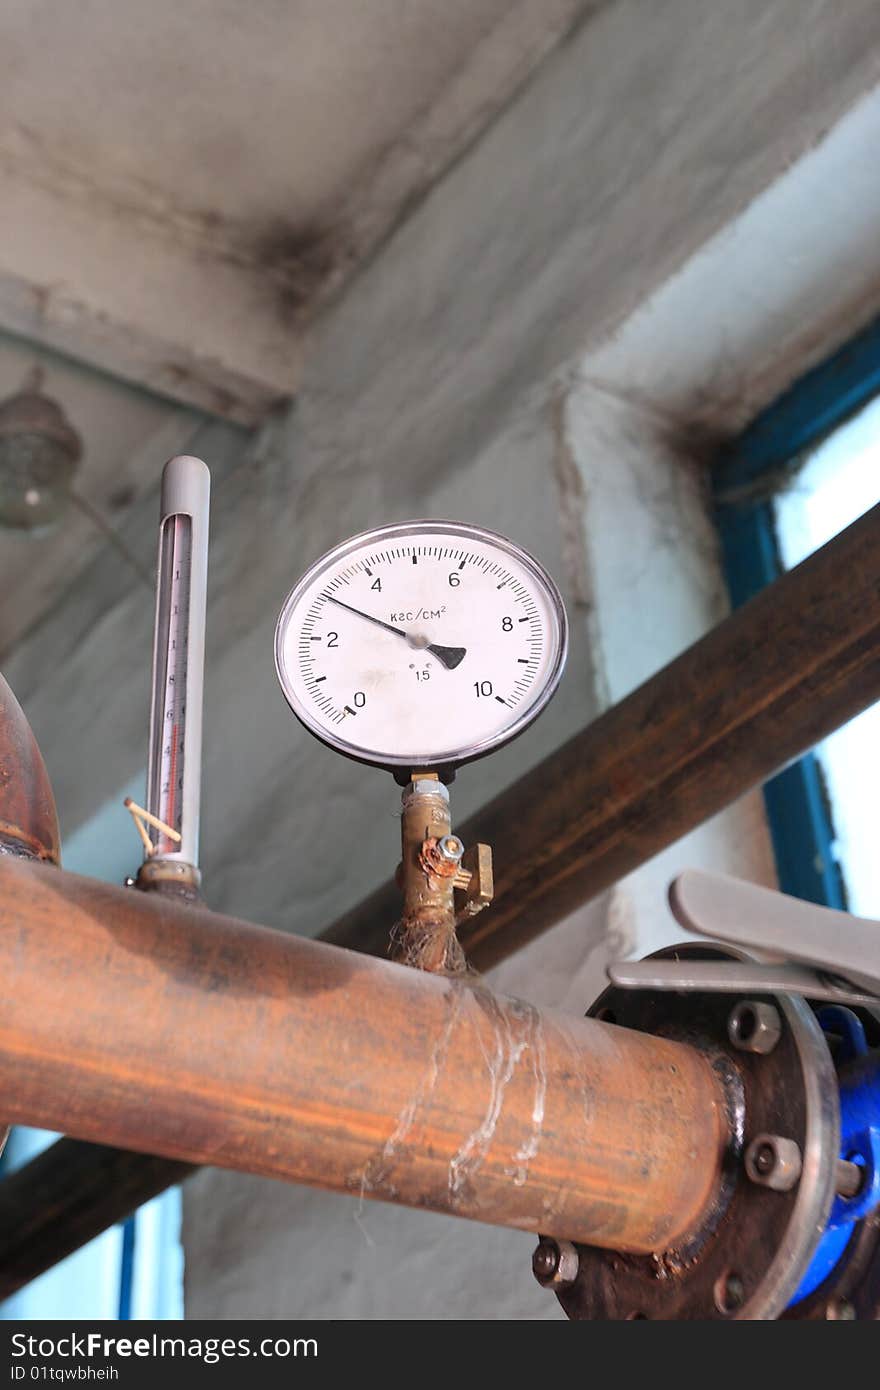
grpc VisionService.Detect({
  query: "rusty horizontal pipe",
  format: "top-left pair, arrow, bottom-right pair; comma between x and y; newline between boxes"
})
0,857 -> 727,1256
329,501 -> 880,967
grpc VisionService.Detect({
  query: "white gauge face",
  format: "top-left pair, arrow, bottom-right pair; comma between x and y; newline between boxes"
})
274,520 -> 567,772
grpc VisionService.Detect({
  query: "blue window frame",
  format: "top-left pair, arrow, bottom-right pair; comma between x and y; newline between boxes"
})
712,314 -> 880,908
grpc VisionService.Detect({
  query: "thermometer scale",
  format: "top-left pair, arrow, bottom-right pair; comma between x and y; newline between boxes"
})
135,455 -> 210,885
151,511 -> 191,853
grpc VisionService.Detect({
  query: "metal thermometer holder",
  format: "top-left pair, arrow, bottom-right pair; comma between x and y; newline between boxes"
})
136,455 -> 210,900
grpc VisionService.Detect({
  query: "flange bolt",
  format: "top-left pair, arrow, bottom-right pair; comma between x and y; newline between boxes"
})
744,1133 -> 802,1191
835,1159 -> 865,1200
727,1000 -> 782,1055
531,1238 -> 579,1288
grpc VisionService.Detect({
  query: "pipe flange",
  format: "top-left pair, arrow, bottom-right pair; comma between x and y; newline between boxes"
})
554,945 -> 839,1320
783,1005 -> 880,1320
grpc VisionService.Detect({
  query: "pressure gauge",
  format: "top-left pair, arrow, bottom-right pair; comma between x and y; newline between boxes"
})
274,520 -> 567,775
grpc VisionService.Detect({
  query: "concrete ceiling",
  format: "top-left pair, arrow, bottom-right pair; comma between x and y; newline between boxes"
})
4,1 -> 515,226
0,0 -> 593,422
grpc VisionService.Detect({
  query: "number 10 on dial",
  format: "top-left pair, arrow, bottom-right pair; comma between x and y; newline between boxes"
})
274,520 -> 568,775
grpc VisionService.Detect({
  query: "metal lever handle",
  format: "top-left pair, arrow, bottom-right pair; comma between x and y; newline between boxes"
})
608,959 -> 879,1007
671,870 -> 880,994
609,868 -> 880,1004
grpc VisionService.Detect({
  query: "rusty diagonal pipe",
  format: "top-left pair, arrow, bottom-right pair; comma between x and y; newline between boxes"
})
0,672 -> 728,1254
0,672 -> 59,866
0,672 -> 59,1165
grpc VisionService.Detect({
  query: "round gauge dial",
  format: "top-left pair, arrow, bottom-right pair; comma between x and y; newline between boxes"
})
274,520 -> 567,773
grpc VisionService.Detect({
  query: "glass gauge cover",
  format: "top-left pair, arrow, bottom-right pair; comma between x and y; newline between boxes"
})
274,520 -> 567,773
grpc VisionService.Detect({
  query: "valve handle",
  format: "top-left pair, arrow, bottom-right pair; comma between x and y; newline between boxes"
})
609,868 -> 880,1006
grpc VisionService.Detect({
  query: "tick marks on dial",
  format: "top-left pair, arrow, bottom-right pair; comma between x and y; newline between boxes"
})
279,526 -> 565,772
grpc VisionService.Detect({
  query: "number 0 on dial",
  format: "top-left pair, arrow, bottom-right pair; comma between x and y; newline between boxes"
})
274,520 -> 568,773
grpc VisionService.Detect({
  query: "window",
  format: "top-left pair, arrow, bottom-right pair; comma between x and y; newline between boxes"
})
713,315 -> 880,912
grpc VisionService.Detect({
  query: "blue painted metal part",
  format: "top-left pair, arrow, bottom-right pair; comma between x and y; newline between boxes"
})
789,1009 -> 880,1305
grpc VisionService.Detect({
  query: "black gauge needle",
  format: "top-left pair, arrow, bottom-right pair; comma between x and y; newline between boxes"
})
425,643 -> 467,670
326,595 -> 466,670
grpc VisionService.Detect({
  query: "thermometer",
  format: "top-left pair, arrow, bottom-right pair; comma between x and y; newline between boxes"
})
274,520 -> 567,776
144,455 -> 210,869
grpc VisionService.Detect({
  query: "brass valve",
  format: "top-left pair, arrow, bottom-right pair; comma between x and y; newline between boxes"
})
392,773 -> 493,973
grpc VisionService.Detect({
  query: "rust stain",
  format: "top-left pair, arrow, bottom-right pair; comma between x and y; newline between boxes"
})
250,219 -> 346,322
419,836 -> 459,882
